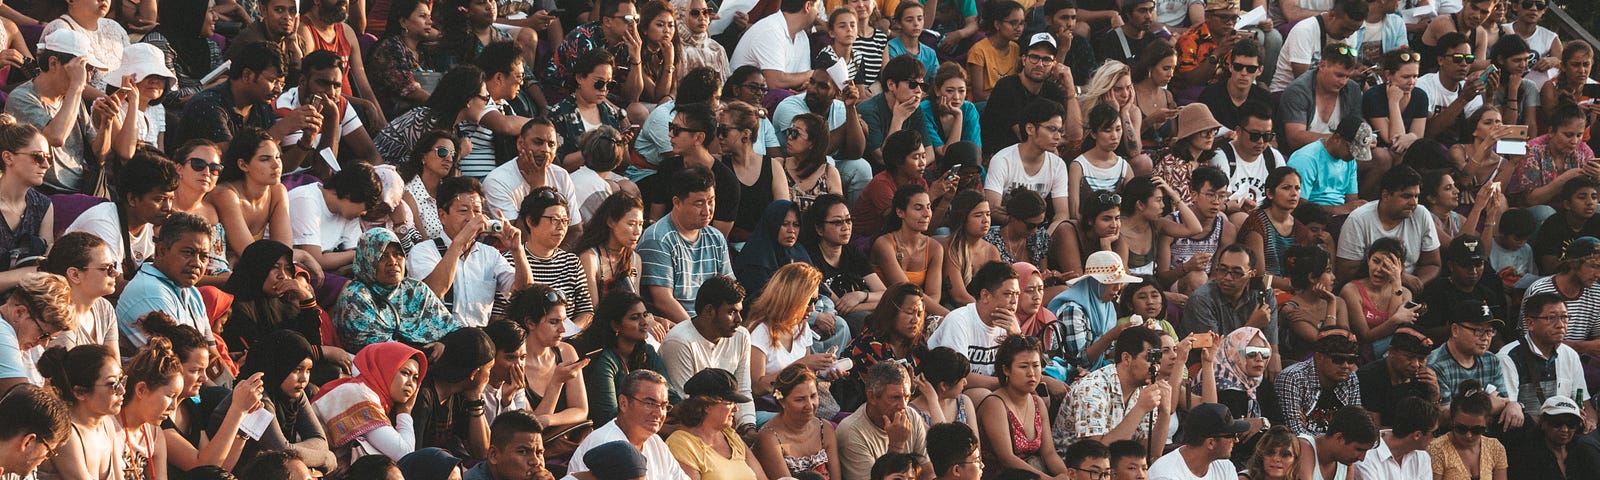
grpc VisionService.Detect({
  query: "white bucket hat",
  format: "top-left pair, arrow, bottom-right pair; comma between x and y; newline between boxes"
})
105,43 -> 178,92
1067,251 -> 1142,286
37,29 -> 109,70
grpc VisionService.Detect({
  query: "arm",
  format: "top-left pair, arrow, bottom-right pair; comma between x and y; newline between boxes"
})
646,285 -> 692,323
1282,1 -> 1322,22
1284,123 -> 1328,154
762,69 -> 811,90
345,26 -> 377,103
944,240 -> 978,306
1427,77 -> 1484,139
296,245 -> 356,271
839,102 -> 866,161
978,395 -> 1054,477
363,418 -> 418,460
1067,161 -> 1084,222
38,60 -> 90,148
923,240 -> 946,305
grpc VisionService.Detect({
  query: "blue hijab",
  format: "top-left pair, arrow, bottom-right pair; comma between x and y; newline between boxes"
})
1046,276 -> 1119,367
733,200 -> 811,298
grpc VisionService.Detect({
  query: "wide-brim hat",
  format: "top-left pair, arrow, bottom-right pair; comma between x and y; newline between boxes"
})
105,43 -> 177,92
1067,251 -> 1141,286
1174,103 -> 1224,141
37,29 -> 109,70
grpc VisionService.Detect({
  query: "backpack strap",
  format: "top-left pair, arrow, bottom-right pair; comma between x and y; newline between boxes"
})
1220,142 -> 1240,175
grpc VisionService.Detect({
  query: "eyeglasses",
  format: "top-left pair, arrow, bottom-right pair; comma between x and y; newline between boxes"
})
1530,314 -> 1570,322
1212,13 -> 1239,22
1449,53 -> 1477,64
1327,354 -> 1361,365
714,125 -> 741,137
39,438 -> 57,460
1023,54 -> 1056,64
531,188 -> 560,202
742,83 -> 770,95
1456,323 -> 1496,338
540,215 -> 571,227
1241,129 -> 1276,143
1067,466 -> 1113,480
1522,1 -> 1546,9
1230,62 -> 1261,74
626,395 -> 671,412
823,217 -> 853,226
1022,218 -> 1046,231
1097,192 -> 1122,206
1198,189 -> 1232,202
668,123 -> 705,135
433,146 -> 456,159
186,158 -> 223,174
1452,424 -> 1489,435
476,94 -> 492,102
1396,52 -> 1423,63
1216,267 -> 1252,279
592,79 -> 620,91
687,7 -> 717,17
542,289 -> 568,305
27,315 -> 57,344
609,14 -> 639,23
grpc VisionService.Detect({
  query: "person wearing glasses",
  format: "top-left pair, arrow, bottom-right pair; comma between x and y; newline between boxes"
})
567,370 -> 688,480
675,0 -> 729,80
1415,235 -> 1508,343
646,101 -> 741,235
1146,403 -> 1248,480
633,66 -> 723,177
985,32 -> 1079,156
398,129 -> 463,241
548,49 -> 629,170
1426,380 -> 1508,480
1268,0 -> 1364,94
1061,439 -> 1112,480
1427,299 -> 1523,428
1418,33 -> 1489,143
1170,0 -> 1243,94
1497,293 -> 1585,414
858,56 -> 929,166
1273,326 -> 1361,435
1506,396 -> 1588,478
37,233 -> 120,360
1279,43 -> 1366,153
1288,406 -> 1378,480
195,134 -> 265,278
1504,0 -> 1561,87
0,115 -> 55,289
0,384 -> 69,478
1362,49 -> 1430,177
406,177 -> 533,328
965,1 -> 1024,103
500,187 -> 595,332
1198,40 -> 1271,132
665,368 -> 765,480
926,422 -> 981,480
35,344 -> 124,480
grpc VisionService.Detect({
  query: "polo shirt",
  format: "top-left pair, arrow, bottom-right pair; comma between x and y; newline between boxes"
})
1352,436 -> 1432,480
1427,343 -> 1510,405
116,264 -> 212,350
407,236 -> 517,328
0,320 -> 27,382
637,215 -> 733,314
1180,281 -> 1279,343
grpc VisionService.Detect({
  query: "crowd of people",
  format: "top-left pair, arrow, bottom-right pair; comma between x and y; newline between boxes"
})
0,0 -> 1594,478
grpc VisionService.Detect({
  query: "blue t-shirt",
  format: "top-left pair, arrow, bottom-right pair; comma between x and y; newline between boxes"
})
0,320 -> 26,381
1286,141 -> 1358,206
919,99 -> 982,148
887,37 -> 939,83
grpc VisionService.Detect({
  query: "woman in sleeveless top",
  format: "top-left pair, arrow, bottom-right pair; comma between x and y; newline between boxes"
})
910,346 -> 980,442
943,191 -> 1001,306
754,365 -> 842,480
1280,247 -> 1349,362
872,185 -> 949,316
1428,380 -> 1508,480
399,130 -> 460,240
1241,167 -> 1307,291
1132,42 -> 1179,153
509,284 -> 592,428
174,140 -> 228,277
119,339 -> 187,480
1071,103 -> 1134,221
140,314 -> 264,476
978,335 -> 1072,478
0,117 -> 56,290
1051,189 -> 1122,278
782,113 -> 843,213
575,193 -> 645,305
36,344 -> 125,480
1117,176 -> 1202,277
984,189 -> 1051,269
1338,238 -> 1420,361
720,101 -> 792,242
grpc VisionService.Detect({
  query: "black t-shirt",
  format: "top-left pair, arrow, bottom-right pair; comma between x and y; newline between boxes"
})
1091,28 -> 1157,68
1361,85 -> 1431,146
1533,212 -> 1600,265
980,75 -> 1067,157
1220,379 -> 1285,469
648,156 -> 741,223
1356,359 -> 1433,427
1415,274 -> 1510,344
808,243 -> 874,295
1197,83 -> 1274,129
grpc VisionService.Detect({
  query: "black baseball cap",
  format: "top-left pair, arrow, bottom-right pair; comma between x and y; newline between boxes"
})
683,368 -> 752,403
1445,235 -> 1486,266
1186,403 -> 1251,437
1449,298 -> 1505,328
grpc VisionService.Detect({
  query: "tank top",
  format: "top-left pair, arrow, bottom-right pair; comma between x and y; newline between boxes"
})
778,419 -> 830,477
883,233 -> 928,286
405,177 -> 446,239
305,18 -> 353,92
790,166 -> 831,213
997,394 -> 1043,458
1299,433 -> 1351,480
1073,154 -> 1128,193
0,189 -> 49,253
1170,212 -> 1223,274
732,156 -> 777,240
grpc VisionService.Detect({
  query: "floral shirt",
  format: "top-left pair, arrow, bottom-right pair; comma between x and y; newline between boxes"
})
983,225 -> 1049,266
1151,155 -> 1197,205
545,22 -> 636,92
368,35 -> 436,116
680,31 -> 729,79
1173,22 -> 1228,81
845,330 -> 926,383
1054,364 -> 1151,446
1274,357 -> 1362,435
548,96 -> 626,159
1509,134 -> 1597,197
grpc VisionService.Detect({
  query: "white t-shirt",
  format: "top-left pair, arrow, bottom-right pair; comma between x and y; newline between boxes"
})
276,87 -> 363,146
406,235 -> 517,328
65,202 -> 154,265
728,13 -> 810,76
1211,144 -> 1282,205
1416,73 -> 1484,117
1334,201 -> 1441,273
287,184 -> 363,252
1507,23 -> 1560,86
1352,437 -> 1432,480
567,420 -> 688,480
1271,17 -> 1356,92
985,144 -> 1072,202
569,167 -> 616,224
1148,448 -> 1238,480
926,304 -> 1007,376
749,321 -> 815,378
481,159 -> 581,223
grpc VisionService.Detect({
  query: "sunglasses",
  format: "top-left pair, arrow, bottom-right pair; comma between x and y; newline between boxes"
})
1243,346 -> 1272,360
784,128 -> 803,140
687,7 -> 717,17
187,157 -> 223,174
1097,192 -> 1122,206
1332,46 -> 1358,58
1396,52 -> 1423,63
1546,416 -> 1581,429
542,289 -> 568,305
668,123 -> 705,135
1230,62 -> 1261,74
11,150 -> 51,167
609,14 -> 638,23
1328,354 -> 1361,365
433,145 -> 456,159
824,217 -> 853,226
1241,129 -> 1276,143
1521,1 -> 1546,9
1449,53 -> 1477,64
592,79 -> 620,91
1452,424 -> 1489,435
742,83 -> 770,95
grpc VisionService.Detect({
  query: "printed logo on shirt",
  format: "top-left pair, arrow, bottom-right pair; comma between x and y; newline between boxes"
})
968,345 -> 1000,368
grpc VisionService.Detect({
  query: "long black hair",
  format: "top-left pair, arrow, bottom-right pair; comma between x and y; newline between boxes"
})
155,0 -> 217,79
569,290 -> 653,370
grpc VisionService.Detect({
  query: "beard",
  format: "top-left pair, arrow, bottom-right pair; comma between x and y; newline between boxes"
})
320,0 -> 350,22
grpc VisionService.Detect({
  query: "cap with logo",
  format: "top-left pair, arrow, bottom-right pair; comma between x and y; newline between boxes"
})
1445,234 -> 1486,266
1026,32 -> 1057,51
1334,121 -> 1375,163
1449,298 -> 1505,329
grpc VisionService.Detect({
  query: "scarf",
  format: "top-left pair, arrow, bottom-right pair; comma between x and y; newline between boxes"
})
239,329 -> 315,440
335,228 -> 456,350
312,342 -> 427,448
732,201 -> 812,297
1215,326 -> 1268,417
1047,277 -> 1117,366
1013,262 -> 1056,336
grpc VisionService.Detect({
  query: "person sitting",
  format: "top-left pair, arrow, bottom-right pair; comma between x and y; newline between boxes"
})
569,289 -> 671,426
117,338 -> 186,478
715,99 -> 791,243
396,448 -> 465,480
456,42 -> 535,179
35,344 -> 122,479
925,422 -> 982,480
861,57 -> 929,164
942,192 -> 1002,306
1415,235 -> 1510,344
1145,403 -> 1248,479
1520,237 -> 1600,356
37,232 -> 119,359
1276,327 -> 1363,435
1055,326 -> 1168,446
396,129 -> 460,242
1198,40 -> 1273,130
855,129 -> 937,245
1418,33 -> 1488,145
985,190 -> 1051,271
660,275 -> 756,433
480,321 -> 528,424
65,151 -> 177,276
1421,168 -> 1497,249
219,240 -> 338,366
222,330 -> 335,472
1268,0 -> 1364,94
1481,35 -> 1541,135
1290,406 -> 1380,480
978,335 -> 1075,478
747,263 -> 842,394
367,0 -> 441,118
1337,238 -> 1420,360
574,192 -> 645,305
1210,326 -> 1283,435
334,228 -> 460,352
1169,0 -> 1244,92
1286,121 -> 1373,216
1051,189 -> 1122,277
665,368 -> 765,479
1428,299 -> 1523,430
172,141 -> 235,279
1118,176 -> 1204,277
774,111 -> 845,213
505,284 -> 591,430
1130,41 -> 1179,153
139,313 -> 257,476
483,119 -> 582,223
1049,251 -> 1145,372
1426,380 -> 1509,480
1117,276 -> 1178,338
311,342 -> 429,462
548,50 -> 628,169
569,126 -> 639,226
922,63 -> 982,156
676,0 -> 729,79
461,410 -> 555,480
0,116 -> 55,289
567,370 -> 689,480
410,328 -> 493,459
1280,44 -> 1368,155
203,128 -> 291,267
1505,395 -> 1587,479
273,51 -> 381,172
638,168 -> 732,325
406,177 -> 533,328
0,383 -> 68,477
1351,397 -> 1437,480
372,65 -> 492,165
751,364 -> 840,479
3,29 -> 119,194
173,42 -> 317,150
985,101 -> 1071,228
1421,0 -> 1493,71
804,194 -> 885,323
1334,167 -> 1441,290
1160,167 -> 1237,294
836,361 -> 933,480
928,261 -> 1021,397
872,185 -> 949,315
501,186 -> 594,331
1499,292 -> 1586,414
115,212 -> 213,351
1362,48 -> 1429,180
734,201 -> 809,300
1182,244 -> 1279,364
907,346 -> 979,440
1534,177 -> 1600,274
1355,326 -> 1440,428
288,163 -> 382,274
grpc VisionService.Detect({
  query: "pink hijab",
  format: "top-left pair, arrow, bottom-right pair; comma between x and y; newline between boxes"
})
1013,262 -> 1056,337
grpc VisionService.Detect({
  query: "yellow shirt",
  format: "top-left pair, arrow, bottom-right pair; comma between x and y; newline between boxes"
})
967,39 -> 1019,94
666,428 -> 758,480
1427,435 -> 1507,480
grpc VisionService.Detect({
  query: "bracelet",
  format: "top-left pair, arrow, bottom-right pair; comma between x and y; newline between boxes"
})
463,398 -> 487,409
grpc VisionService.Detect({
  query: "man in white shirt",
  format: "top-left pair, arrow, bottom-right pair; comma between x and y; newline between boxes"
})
657,276 -> 756,434
1292,406 -> 1379,480
1212,99 -> 1282,213
1417,32 -> 1487,142
1148,403 -> 1248,480
728,0 -> 820,91
408,177 -> 533,327
1333,166 -> 1442,289
483,118 -> 580,225
927,261 -> 1021,398
984,101 -> 1072,227
1269,0 -> 1365,92
1352,397 -> 1435,480
275,50 -> 380,171
567,370 -> 687,480
288,163 -> 382,272
65,152 -> 176,273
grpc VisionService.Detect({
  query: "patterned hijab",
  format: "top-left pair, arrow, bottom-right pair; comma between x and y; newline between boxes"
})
335,228 -> 456,350
1215,326 -> 1269,417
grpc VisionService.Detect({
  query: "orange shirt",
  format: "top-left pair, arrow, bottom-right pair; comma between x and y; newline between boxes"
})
1174,22 -> 1228,81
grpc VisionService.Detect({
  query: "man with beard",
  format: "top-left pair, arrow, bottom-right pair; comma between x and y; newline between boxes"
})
1355,327 -> 1440,426
274,50 -> 381,172
230,0 -> 304,86
1506,396 -> 1587,479
1416,235 -> 1509,343
115,211 -> 216,350
65,150 -> 176,279
483,118 -> 581,224
1291,406 -> 1378,480
465,410 -> 554,480
547,0 -> 644,102
1523,237 -> 1600,356
1279,43 -> 1367,153
1333,166 -> 1442,288
658,276 -> 757,438
1091,0 -> 1158,67
567,370 -> 688,480
295,0 -> 382,125
637,168 -> 731,324
1275,326 -> 1363,435
1428,298 -> 1524,428
1499,293 -> 1586,414
174,42 -> 322,147
771,55 -> 868,203
1146,403 -> 1249,480
1269,0 -> 1365,93
982,33 -> 1079,158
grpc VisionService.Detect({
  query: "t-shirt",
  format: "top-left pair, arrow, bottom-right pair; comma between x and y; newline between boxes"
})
728,13 -> 810,75
1415,73 -> 1484,117
1533,213 -> 1600,263
772,93 -> 849,134
926,304 -> 1007,375
1335,201 -> 1441,274
1196,83 -> 1273,128
1271,16 -> 1357,92
647,157 -> 740,223
47,297 -> 117,352
966,40 -> 1018,94
481,159 -> 581,223
0,321 -> 27,382
6,81 -> 96,193
919,99 -> 982,148
750,321 -> 814,377
1361,85 -> 1431,137
1286,141 -> 1358,206
567,420 -> 688,480
1211,143 -> 1282,205
1148,448 -> 1238,480
1154,0 -> 1201,28
835,406 -> 929,480
665,429 -> 757,480
1280,72 -> 1364,137
569,167 -> 616,224
984,144 -> 1072,203
287,184 -> 362,252
276,87 -> 362,147
65,202 -> 154,266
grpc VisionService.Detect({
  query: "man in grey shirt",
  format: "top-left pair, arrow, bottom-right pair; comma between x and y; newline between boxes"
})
6,30 -> 117,194
1278,43 -> 1366,153
1184,243 -> 1282,373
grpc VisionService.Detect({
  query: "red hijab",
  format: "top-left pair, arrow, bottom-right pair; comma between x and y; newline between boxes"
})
313,342 -> 428,415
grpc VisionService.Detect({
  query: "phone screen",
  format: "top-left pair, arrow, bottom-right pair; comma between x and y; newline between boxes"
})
1584,83 -> 1600,98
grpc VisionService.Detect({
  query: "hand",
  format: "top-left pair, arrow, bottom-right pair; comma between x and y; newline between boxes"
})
552,355 -> 591,385
396,383 -> 420,414
990,306 -> 1021,335
1181,253 -> 1212,274
890,95 -> 920,122
1533,56 -> 1560,72
931,173 -> 957,199
292,250 -> 325,286
0,49 -> 24,68
119,74 -> 142,107
1413,366 -> 1441,400
1482,69 -> 1501,98
231,373 -> 266,413
276,276 -> 315,302
1393,301 -> 1420,325
422,342 -> 445,363
1216,32 -> 1241,53
1386,81 -> 1407,107
1457,76 -> 1486,105
1500,400 -> 1525,430
913,374 -> 937,400
90,97 -> 122,129
1257,18 -> 1275,31
623,24 -> 644,57
649,317 -> 671,342
733,11 -> 750,29
493,209 -> 522,247
1147,106 -> 1179,124
64,55 -> 88,88
1150,176 -> 1179,200
798,352 -> 838,371
455,213 -> 488,246
841,83 -> 864,107
530,9 -> 557,29
884,409 -> 913,449
1054,63 -> 1074,87
320,346 -> 354,371
814,311 -> 838,338
1136,380 -> 1168,413
1247,301 -> 1272,328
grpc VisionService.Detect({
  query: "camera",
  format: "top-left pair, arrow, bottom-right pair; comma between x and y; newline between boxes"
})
486,219 -> 505,234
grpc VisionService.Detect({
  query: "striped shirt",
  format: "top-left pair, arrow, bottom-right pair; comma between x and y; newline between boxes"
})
459,101 -> 508,179
1428,343 -> 1510,405
1521,275 -> 1600,341
852,30 -> 889,86
638,216 -> 733,314
493,248 -> 595,329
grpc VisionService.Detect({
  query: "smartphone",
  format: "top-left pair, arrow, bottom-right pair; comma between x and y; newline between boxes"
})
1479,65 -> 1498,85
104,84 -> 122,96
1585,83 -> 1600,98
1192,334 -> 1215,349
1504,124 -> 1529,140
581,348 -> 604,360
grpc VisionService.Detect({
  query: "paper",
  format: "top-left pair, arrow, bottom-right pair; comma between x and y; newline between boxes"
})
239,408 -> 275,441
1402,2 -> 1436,23
823,358 -> 854,378
200,60 -> 231,85
710,0 -> 759,35
1235,6 -> 1266,30
1495,139 -> 1528,156
321,148 -> 340,172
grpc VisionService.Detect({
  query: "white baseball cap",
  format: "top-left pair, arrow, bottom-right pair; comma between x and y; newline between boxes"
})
37,29 -> 108,70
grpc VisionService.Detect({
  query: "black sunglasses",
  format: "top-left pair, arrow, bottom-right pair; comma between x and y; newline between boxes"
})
742,83 -> 769,95
1328,354 -> 1360,365
784,127 -> 803,140
187,158 -> 224,174
1230,62 -> 1260,74
669,123 -> 705,135
593,79 -> 620,91
687,7 -> 717,17
1241,129 -> 1276,143
1522,1 -> 1546,9
715,125 -> 746,137
1452,424 -> 1488,435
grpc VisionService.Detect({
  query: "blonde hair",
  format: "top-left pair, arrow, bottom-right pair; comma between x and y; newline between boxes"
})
1079,60 -> 1132,115
14,273 -> 73,332
746,263 -> 823,348
125,336 -> 183,401
721,101 -> 764,138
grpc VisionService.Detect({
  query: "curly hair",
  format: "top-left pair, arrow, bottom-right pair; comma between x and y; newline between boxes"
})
13,273 -> 73,332
125,336 -> 183,400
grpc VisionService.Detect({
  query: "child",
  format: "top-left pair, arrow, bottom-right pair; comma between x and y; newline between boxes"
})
1534,176 -> 1600,273
871,452 -> 926,480
1062,438 -> 1112,480
1107,439 -> 1149,480
1488,208 -> 1537,288
1292,202 -> 1333,252
1069,103 -> 1133,220
926,423 -> 980,480
888,3 -> 940,83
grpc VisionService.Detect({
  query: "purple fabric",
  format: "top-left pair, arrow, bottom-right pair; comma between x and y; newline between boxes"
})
49,194 -> 107,237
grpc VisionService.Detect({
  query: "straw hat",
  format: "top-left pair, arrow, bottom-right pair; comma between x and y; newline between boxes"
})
1067,251 -> 1142,286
